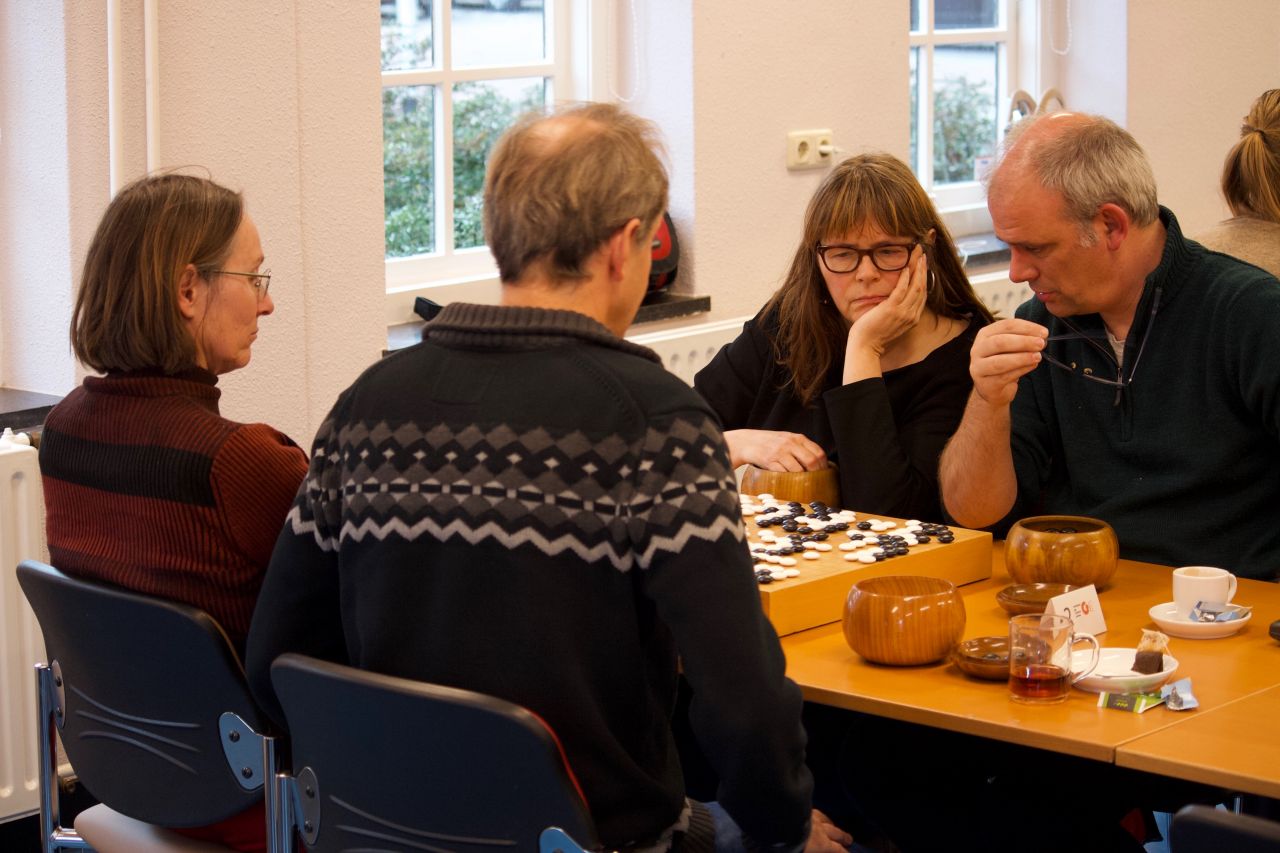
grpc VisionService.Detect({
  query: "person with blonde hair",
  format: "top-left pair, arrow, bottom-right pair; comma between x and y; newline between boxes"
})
695,153 -> 993,521
40,172 -> 307,851
1195,89 -> 1280,277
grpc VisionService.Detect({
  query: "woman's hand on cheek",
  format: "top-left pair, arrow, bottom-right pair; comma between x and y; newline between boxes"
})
848,246 -> 928,356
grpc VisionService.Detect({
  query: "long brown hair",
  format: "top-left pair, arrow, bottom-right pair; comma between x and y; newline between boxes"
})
1221,89 -> 1280,224
72,173 -> 243,373
764,152 -> 993,405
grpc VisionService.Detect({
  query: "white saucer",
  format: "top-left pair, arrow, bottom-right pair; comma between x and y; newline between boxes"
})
1071,647 -> 1178,694
1149,601 -> 1252,639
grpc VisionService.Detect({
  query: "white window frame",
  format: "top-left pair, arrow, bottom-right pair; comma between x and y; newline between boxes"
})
910,0 -> 1018,237
383,0 -> 603,324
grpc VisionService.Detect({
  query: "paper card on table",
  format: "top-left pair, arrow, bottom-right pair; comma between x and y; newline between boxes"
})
1045,584 -> 1107,635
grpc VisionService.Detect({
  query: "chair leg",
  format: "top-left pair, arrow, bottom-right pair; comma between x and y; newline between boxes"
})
35,665 -> 91,852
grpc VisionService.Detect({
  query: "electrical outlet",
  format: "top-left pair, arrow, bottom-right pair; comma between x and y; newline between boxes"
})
786,128 -> 834,170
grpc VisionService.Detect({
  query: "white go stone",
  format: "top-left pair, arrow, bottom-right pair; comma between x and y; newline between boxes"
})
843,553 -> 859,562
757,493 -> 775,502
803,551 -> 821,561
770,569 -> 788,580
858,554 -> 878,564
784,568 -> 801,578
779,557 -> 798,567
838,542 -> 858,551
814,543 -> 833,551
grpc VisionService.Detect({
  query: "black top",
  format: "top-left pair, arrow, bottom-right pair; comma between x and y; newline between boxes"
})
695,308 -> 981,522
246,304 -> 813,850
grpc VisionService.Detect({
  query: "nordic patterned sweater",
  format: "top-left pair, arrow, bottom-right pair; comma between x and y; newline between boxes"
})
245,304 -> 813,851
40,369 -> 308,650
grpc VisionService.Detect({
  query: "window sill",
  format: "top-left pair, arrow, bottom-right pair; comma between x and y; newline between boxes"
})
0,387 -> 63,439
384,290 -> 712,355
957,232 -> 1010,271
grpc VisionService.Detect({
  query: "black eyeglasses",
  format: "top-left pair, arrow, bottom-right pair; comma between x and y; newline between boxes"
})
816,242 -> 917,274
1039,288 -> 1161,401
209,269 -> 272,299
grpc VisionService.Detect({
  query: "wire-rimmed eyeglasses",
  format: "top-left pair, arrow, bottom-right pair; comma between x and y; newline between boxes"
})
816,242 -> 917,274
1039,287 -> 1162,400
209,269 -> 271,299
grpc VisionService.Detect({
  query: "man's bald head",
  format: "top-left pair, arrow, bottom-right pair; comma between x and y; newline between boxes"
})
988,111 -> 1159,235
484,102 -> 668,285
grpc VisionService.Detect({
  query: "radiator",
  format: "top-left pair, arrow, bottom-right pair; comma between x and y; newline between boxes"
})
0,436 -> 47,822
627,317 -> 748,385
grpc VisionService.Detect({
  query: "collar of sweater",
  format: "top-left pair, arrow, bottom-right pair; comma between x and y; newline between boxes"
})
424,303 -> 662,364
85,367 -> 221,410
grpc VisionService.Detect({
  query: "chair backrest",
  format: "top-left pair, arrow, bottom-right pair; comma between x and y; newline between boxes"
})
269,653 -> 599,853
1170,804 -> 1280,853
16,559 -> 272,828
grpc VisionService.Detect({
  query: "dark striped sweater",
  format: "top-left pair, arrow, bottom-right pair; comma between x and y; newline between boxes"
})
40,368 -> 308,648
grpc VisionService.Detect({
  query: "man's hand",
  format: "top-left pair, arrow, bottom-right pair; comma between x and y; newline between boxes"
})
804,809 -> 853,853
724,429 -> 827,472
969,318 -> 1048,406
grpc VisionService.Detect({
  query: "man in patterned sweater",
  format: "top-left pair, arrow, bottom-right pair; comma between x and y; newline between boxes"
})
246,104 -> 849,852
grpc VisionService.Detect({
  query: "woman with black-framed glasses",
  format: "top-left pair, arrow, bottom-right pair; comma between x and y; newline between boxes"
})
694,153 -> 993,521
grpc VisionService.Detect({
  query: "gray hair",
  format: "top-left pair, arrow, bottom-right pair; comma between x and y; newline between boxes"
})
990,112 -> 1160,236
483,102 -> 668,284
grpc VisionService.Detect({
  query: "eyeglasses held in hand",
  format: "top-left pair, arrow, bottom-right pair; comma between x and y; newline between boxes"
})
1038,287 -> 1161,402
816,242 -> 918,274
210,269 -> 271,299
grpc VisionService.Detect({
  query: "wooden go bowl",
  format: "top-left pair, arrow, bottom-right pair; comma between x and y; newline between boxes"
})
740,464 -> 840,508
1003,515 -> 1119,590
843,575 -> 966,666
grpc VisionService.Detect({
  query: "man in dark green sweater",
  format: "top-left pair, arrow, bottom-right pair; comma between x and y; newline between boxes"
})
247,103 -> 851,852
941,112 -> 1280,580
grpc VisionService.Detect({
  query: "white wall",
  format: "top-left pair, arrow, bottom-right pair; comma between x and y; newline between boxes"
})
2,0 -> 1278,444
631,0 -> 908,323
1126,0 -> 1280,234
0,0 -> 385,445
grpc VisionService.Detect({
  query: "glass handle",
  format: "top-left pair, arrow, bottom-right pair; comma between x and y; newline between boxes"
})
1070,633 -> 1101,683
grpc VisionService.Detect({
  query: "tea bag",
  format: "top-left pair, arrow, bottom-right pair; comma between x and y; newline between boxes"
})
1132,628 -> 1169,675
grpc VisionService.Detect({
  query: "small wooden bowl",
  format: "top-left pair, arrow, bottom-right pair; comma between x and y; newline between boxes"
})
995,582 -> 1080,615
843,575 -> 966,666
740,464 -> 840,509
1004,515 -> 1119,590
952,636 -> 1011,681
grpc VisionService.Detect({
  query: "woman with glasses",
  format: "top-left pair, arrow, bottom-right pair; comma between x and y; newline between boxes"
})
1195,89 -> 1280,278
39,173 -> 305,852
694,153 -> 993,521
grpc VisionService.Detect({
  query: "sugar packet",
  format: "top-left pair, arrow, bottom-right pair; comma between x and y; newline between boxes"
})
1160,678 -> 1199,711
1098,691 -> 1164,713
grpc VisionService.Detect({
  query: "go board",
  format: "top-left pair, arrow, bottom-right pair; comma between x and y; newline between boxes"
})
742,493 -> 992,637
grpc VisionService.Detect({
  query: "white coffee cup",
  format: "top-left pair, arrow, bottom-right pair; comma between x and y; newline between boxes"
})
1172,566 -> 1237,617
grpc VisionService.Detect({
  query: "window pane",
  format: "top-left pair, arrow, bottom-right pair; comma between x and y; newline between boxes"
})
932,44 -> 998,185
934,0 -> 998,30
451,0 -> 546,68
381,0 -> 433,72
910,0 -> 921,33
909,47 -> 920,175
452,78 -> 546,250
384,85 -> 436,257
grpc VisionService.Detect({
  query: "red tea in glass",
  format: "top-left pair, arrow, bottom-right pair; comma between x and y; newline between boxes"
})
1007,613 -> 1099,705
1009,663 -> 1071,701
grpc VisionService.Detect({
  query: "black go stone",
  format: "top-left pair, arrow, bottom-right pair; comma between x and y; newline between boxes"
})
856,521 -> 872,530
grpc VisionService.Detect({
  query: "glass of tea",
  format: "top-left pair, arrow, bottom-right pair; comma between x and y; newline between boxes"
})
1008,613 -> 1100,704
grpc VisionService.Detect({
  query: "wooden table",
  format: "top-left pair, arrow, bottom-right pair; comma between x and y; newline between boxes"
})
1115,684 -> 1280,799
780,553 -> 1280,765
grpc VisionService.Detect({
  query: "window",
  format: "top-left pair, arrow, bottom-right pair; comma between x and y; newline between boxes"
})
909,0 -> 1016,220
381,0 -> 590,301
